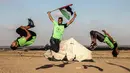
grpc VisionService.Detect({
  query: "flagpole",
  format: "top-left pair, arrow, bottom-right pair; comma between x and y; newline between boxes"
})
50,8 -> 59,12
50,4 -> 73,12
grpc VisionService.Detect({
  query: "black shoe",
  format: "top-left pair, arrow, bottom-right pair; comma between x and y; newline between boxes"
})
43,44 -> 51,51
48,56 -> 60,61
89,43 -> 97,51
28,18 -> 35,28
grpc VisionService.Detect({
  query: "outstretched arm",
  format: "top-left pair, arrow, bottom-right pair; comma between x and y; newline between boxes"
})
102,30 -> 115,43
67,12 -> 77,25
47,11 -> 54,22
20,27 -> 31,40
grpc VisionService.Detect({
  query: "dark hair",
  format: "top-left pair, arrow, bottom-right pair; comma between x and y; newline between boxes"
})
112,50 -> 117,57
58,17 -> 63,21
112,42 -> 118,57
10,45 -> 17,50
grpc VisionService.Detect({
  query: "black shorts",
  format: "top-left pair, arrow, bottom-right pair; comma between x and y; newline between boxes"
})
16,27 -> 27,37
50,37 -> 61,53
16,27 -> 36,41
90,30 -> 105,42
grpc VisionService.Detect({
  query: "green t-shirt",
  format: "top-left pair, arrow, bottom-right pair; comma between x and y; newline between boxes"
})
52,20 -> 68,40
103,34 -> 117,49
16,36 -> 36,47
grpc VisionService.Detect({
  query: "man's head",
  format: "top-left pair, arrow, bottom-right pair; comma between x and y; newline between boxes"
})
112,42 -> 119,57
10,41 -> 18,50
58,17 -> 63,24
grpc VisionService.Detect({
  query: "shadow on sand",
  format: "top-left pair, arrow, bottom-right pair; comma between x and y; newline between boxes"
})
83,65 -> 104,71
36,62 -> 70,70
36,59 -> 96,70
107,62 -> 130,72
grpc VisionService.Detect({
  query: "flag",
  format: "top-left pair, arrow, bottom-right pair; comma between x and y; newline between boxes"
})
59,4 -> 74,20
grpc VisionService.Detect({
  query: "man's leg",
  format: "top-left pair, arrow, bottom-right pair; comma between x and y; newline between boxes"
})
28,18 -> 35,28
55,39 -> 60,52
90,30 -> 97,45
89,30 -> 97,50
50,37 -> 60,53
47,37 -> 60,61
89,30 -> 105,50
20,18 -> 35,30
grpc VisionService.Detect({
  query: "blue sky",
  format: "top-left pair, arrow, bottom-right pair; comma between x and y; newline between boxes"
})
0,0 -> 130,46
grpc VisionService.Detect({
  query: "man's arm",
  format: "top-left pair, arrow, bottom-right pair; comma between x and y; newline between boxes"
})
20,27 -> 31,40
102,30 -> 115,43
67,12 -> 77,25
47,11 -> 54,22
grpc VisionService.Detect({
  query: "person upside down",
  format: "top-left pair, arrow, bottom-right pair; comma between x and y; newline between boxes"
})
89,30 -> 119,57
10,18 -> 36,50
47,11 -> 77,53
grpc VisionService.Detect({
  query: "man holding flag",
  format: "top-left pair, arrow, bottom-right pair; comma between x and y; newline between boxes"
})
10,18 -> 37,50
47,4 -> 77,53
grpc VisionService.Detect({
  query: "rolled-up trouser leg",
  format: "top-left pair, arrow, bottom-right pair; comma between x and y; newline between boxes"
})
50,37 -> 60,53
90,30 -> 105,42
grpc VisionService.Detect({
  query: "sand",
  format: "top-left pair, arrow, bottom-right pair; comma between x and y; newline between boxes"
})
0,50 -> 130,73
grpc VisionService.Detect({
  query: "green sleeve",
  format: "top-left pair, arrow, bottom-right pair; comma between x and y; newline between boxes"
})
53,20 -> 58,26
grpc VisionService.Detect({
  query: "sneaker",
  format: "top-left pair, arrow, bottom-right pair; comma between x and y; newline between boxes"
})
47,56 -> 60,61
28,18 -> 35,28
89,42 -> 97,51
43,44 -> 51,51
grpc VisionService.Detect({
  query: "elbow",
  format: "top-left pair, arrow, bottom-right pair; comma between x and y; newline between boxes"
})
25,33 -> 31,40
28,34 -> 31,38
27,33 -> 31,38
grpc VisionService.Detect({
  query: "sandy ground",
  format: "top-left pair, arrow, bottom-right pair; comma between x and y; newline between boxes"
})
0,50 -> 130,73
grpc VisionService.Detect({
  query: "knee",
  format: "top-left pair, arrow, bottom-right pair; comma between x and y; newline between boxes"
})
53,44 -> 60,53
90,30 -> 95,36
50,38 -> 55,45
